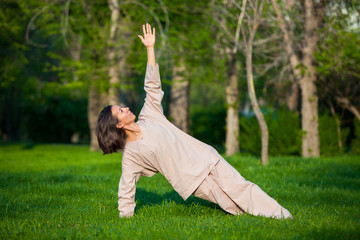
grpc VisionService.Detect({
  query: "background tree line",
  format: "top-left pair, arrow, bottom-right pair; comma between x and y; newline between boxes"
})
1,0 -> 359,161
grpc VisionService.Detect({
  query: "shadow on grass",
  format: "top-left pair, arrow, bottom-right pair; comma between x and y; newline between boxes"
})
135,188 -> 221,213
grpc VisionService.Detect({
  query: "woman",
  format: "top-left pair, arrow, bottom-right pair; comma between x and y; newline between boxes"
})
96,23 -> 292,219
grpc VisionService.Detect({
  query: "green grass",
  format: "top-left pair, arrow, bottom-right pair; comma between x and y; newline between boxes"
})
0,144 -> 359,239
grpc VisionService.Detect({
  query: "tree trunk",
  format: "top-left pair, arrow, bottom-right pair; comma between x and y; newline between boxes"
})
329,102 -> 342,151
225,54 -> 240,156
300,0 -> 325,157
245,45 -> 269,165
169,60 -> 190,133
236,0 -> 266,162
211,0 -> 241,156
68,29 -> 82,143
271,0 -> 325,157
107,0 -> 120,105
300,76 -> 319,157
88,80 -> 101,151
286,80 -> 299,112
68,27 -> 82,82
271,0 -> 302,114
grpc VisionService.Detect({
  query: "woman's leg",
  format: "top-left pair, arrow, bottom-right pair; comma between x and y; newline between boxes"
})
212,158 -> 292,219
193,170 -> 244,215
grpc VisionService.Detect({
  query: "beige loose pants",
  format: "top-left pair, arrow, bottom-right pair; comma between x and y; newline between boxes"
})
193,158 -> 292,219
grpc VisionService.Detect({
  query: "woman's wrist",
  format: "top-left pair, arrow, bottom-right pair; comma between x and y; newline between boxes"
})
147,47 -> 156,66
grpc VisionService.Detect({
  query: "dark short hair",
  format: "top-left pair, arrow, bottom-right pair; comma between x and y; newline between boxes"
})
96,105 -> 126,154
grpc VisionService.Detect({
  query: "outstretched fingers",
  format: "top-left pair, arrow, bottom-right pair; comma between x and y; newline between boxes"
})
143,24 -> 146,36
147,23 -> 150,34
141,23 -> 155,36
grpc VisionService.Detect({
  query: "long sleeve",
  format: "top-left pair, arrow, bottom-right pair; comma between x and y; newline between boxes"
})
118,155 -> 141,218
143,63 -> 164,115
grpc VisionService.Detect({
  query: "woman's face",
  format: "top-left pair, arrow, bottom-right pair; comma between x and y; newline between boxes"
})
111,105 -> 136,128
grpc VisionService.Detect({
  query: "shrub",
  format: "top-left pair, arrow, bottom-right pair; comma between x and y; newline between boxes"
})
191,106 -> 353,157
350,119 -> 360,155
268,110 -> 302,156
190,106 -> 226,151
319,113 -> 350,156
239,109 -> 301,156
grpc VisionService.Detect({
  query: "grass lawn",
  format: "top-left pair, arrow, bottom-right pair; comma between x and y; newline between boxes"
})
0,144 -> 359,239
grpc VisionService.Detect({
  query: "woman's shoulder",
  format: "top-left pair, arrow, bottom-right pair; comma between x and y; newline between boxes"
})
122,143 -> 136,157
121,148 -> 138,166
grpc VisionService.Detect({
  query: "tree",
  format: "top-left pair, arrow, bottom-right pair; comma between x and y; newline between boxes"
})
167,0 -> 215,134
167,2 -> 190,133
241,0 -> 269,165
107,0 -> 121,106
0,1 -> 28,141
316,4 -> 360,151
271,0 -> 326,157
210,0 -> 246,156
316,3 -> 360,122
169,58 -> 189,133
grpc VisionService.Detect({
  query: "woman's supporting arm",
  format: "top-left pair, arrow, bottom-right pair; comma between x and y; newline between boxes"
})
138,23 -> 156,66
118,156 -> 142,218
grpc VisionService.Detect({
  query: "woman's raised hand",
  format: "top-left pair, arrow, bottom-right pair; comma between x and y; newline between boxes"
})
138,23 -> 155,48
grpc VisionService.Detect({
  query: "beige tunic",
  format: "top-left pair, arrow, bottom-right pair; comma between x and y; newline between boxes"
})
118,63 -> 221,217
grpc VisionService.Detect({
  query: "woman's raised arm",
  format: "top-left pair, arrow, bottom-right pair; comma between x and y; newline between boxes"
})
137,23 -> 164,115
138,23 -> 156,66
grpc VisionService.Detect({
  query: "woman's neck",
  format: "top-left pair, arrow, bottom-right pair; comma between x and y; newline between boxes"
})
124,122 -> 143,142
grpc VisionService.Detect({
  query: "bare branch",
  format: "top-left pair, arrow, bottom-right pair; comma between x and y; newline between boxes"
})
156,0 -> 170,61
240,24 -> 248,46
212,13 -> 244,50
253,34 -> 282,46
248,0 -> 255,10
246,0 -> 264,44
232,0 -> 247,53
258,0 -> 265,22
335,97 -> 360,121
254,0 -> 259,11
218,5 -> 236,19
157,0 -> 169,33
257,55 -> 283,76
278,63 -> 291,82
108,0 -> 166,57
80,0 -> 92,21
62,0 -> 71,47
231,0 -> 241,10
117,1 -> 164,36
25,3 -> 56,48
270,0 -> 301,77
